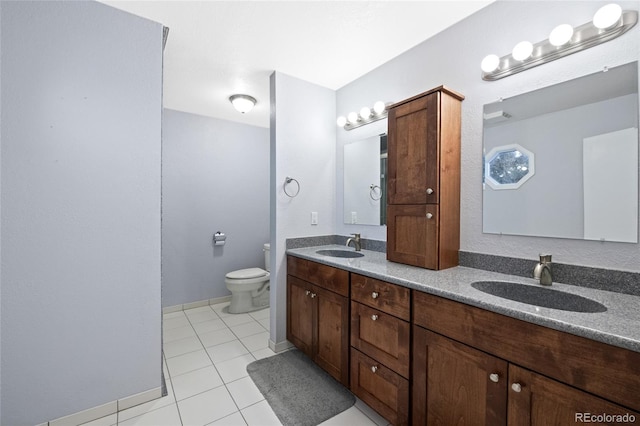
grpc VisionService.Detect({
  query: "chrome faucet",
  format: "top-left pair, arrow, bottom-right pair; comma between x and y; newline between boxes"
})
533,254 -> 553,286
346,233 -> 362,251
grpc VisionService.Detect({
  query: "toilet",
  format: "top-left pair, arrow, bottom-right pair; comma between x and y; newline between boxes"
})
225,243 -> 270,314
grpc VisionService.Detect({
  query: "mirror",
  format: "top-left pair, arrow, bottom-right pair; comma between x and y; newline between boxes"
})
483,61 -> 639,243
344,134 -> 387,225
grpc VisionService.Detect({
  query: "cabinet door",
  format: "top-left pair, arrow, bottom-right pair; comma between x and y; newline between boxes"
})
286,275 -> 315,357
388,92 -> 439,205
508,364 -> 640,426
387,204 -> 439,269
413,326 -> 508,426
314,286 -> 350,386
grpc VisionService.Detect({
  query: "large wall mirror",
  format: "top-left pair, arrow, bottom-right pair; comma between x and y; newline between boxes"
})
483,61 -> 639,243
344,134 -> 387,225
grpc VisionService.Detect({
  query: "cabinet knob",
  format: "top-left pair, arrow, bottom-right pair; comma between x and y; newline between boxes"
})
305,290 -> 311,296
371,291 -> 379,299
489,373 -> 500,383
310,293 -> 317,299
371,314 -> 379,321
426,213 -> 433,219
371,365 -> 378,373
511,383 -> 522,393
426,188 -> 434,194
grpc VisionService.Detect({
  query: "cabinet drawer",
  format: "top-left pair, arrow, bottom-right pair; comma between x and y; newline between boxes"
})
350,348 -> 409,426
351,302 -> 410,378
287,256 -> 349,297
413,290 -> 640,412
351,274 -> 410,320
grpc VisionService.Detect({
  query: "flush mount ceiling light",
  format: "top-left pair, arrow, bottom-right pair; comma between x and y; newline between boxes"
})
481,3 -> 637,81
337,101 -> 390,131
229,94 -> 256,113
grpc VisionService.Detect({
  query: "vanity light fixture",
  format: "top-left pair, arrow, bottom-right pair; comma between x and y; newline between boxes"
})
337,101 -> 390,131
481,3 -> 637,81
229,94 -> 256,113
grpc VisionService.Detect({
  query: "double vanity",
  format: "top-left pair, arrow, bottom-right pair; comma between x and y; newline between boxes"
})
286,246 -> 640,425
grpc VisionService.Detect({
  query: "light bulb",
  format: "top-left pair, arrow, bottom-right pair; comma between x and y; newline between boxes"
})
359,107 -> 371,120
593,3 -> 622,29
481,54 -> 500,73
512,41 -> 533,61
229,94 -> 256,113
549,24 -> 574,47
347,112 -> 359,124
373,101 -> 386,115
336,116 -> 347,127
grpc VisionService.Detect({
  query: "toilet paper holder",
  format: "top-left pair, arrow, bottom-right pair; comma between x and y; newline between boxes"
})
213,231 -> 226,246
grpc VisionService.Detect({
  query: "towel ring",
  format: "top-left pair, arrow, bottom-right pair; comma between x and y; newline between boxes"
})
284,177 -> 300,198
369,184 -> 382,201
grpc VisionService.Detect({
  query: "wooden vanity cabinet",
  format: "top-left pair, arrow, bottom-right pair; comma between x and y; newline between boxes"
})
286,256 -> 350,386
412,290 -> 640,425
386,86 -> 464,270
350,274 -> 411,425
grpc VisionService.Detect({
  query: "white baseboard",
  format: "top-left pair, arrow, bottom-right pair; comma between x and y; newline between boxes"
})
269,339 -> 294,353
162,295 -> 232,314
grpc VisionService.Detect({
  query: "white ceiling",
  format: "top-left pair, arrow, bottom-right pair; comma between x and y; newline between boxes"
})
101,1 -> 494,128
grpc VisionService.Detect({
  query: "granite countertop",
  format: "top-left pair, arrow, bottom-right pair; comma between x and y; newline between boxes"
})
286,245 -> 640,353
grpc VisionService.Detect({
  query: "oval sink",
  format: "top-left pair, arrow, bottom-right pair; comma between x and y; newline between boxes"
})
471,281 -> 607,313
316,249 -> 364,258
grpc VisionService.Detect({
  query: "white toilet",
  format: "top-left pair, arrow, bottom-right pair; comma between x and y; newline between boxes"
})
225,243 -> 270,314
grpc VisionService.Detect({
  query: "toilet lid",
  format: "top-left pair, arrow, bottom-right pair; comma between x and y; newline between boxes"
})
226,268 -> 268,280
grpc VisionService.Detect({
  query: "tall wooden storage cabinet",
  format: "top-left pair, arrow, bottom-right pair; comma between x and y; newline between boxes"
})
386,86 -> 464,270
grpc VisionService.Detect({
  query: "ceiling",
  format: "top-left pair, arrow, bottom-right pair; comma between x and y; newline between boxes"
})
101,1 -> 494,128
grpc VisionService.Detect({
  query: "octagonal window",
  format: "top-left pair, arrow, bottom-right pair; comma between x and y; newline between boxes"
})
484,144 -> 535,190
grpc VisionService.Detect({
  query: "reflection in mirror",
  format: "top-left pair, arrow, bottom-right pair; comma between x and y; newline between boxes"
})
483,61 -> 639,243
344,134 -> 387,225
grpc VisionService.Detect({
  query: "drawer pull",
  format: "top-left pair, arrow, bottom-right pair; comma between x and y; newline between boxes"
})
426,212 -> 433,219
489,373 -> 499,383
371,314 -> 379,321
511,383 -> 522,393
371,291 -> 379,299
305,290 -> 310,296
426,188 -> 434,194
310,293 -> 317,299
371,365 -> 378,373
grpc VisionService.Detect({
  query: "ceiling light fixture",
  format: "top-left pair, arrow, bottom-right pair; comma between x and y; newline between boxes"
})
337,101 -> 390,131
229,94 -> 256,113
480,3 -> 636,81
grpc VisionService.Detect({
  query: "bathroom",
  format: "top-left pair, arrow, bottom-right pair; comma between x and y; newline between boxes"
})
1,0 -> 639,425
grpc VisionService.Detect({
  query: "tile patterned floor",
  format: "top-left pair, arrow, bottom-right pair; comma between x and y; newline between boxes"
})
81,301 -> 389,426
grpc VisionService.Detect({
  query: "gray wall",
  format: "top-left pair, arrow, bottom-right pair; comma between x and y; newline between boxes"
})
484,94 -> 639,239
1,2 -> 163,424
162,109 -> 270,307
336,0 -> 640,273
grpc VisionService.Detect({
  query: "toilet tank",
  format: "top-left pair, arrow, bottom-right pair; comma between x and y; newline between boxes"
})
263,243 -> 270,271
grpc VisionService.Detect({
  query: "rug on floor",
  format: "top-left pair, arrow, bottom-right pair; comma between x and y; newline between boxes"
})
246,349 -> 356,426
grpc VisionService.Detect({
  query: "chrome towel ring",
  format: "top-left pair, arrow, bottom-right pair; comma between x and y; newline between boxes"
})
370,184 -> 382,201
284,177 -> 300,198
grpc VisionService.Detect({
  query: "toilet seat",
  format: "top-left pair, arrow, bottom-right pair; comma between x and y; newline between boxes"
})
225,268 -> 269,286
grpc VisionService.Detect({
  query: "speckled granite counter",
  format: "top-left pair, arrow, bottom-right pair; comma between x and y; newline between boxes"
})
287,245 -> 640,353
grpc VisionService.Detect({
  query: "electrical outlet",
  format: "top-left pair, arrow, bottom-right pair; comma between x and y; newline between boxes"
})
311,211 -> 318,225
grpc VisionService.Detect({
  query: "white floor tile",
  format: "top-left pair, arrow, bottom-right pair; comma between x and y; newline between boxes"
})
250,348 -> 278,361
239,332 -> 269,352
257,317 -> 270,331
166,349 -> 213,378
222,314 -> 255,327
185,309 -> 219,324
78,413 -> 117,426
118,404 -> 181,426
163,335 -> 204,358
163,324 -> 197,344
215,354 -> 255,383
163,310 -> 186,320
226,376 -> 265,410
198,328 -> 237,348
319,406 -> 378,425
191,318 -> 228,335
206,340 -> 249,364
230,322 -> 265,339
163,315 -> 191,331
248,308 -> 270,320
209,411 -> 247,426
354,398 -> 390,426
171,366 -> 224,401
241,400 -> 282,426
116,393 -> 176,423
177,386 -> 237,426
211,302 -> 232,317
